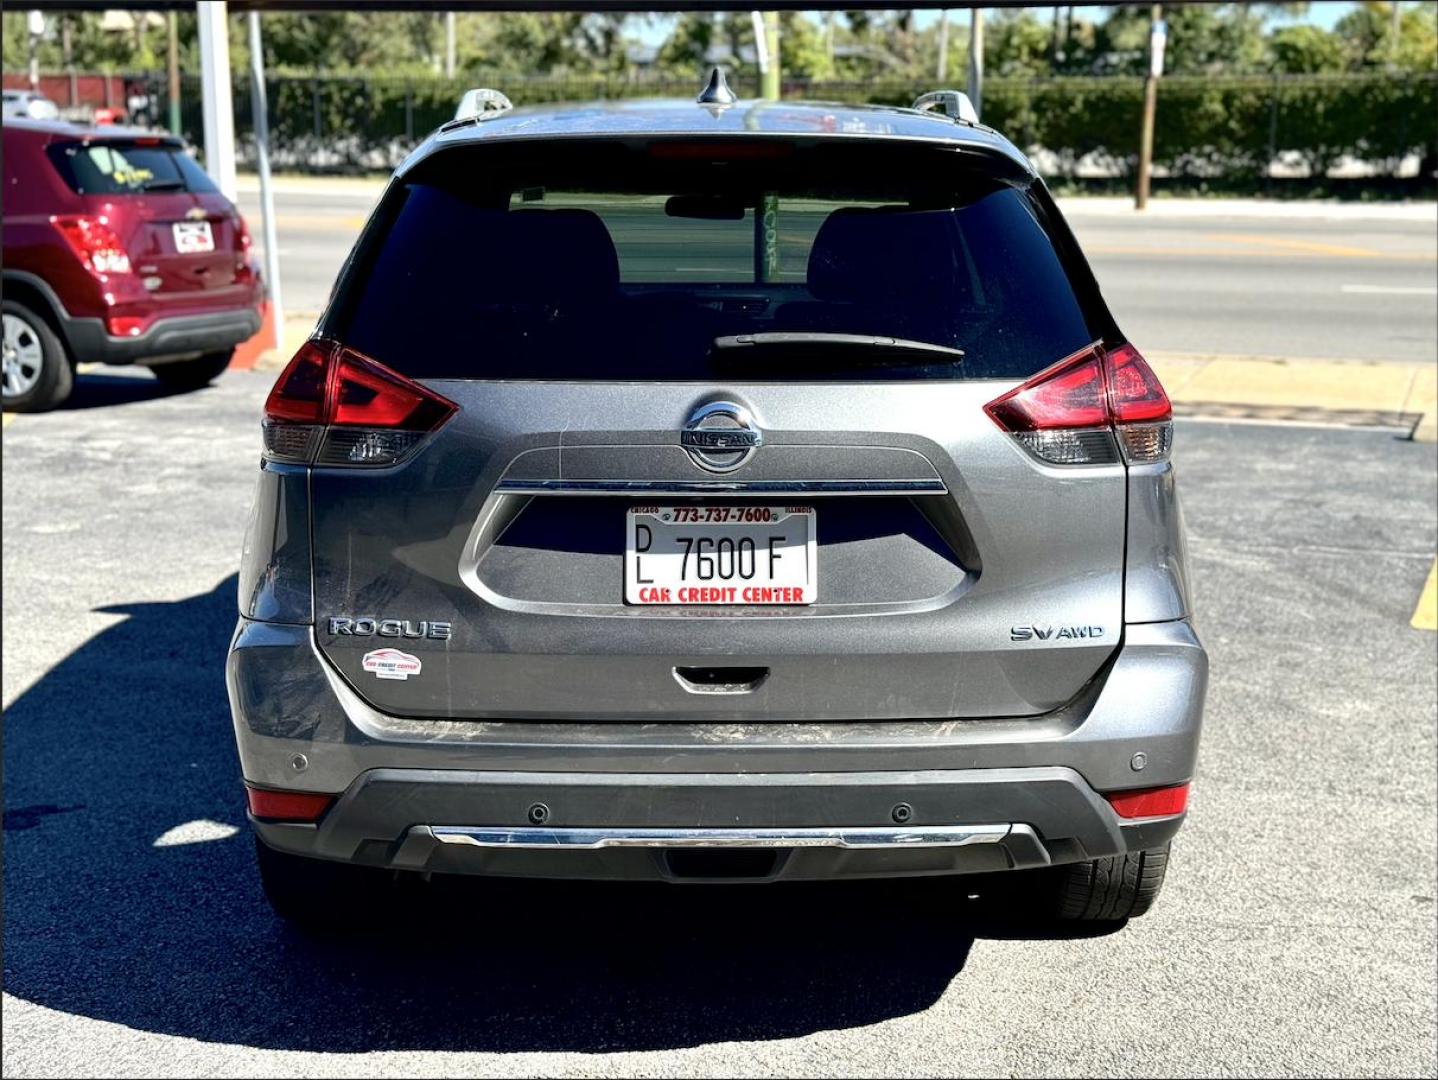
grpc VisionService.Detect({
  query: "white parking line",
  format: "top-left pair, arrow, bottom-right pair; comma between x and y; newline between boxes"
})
1340,284 -> 1438,296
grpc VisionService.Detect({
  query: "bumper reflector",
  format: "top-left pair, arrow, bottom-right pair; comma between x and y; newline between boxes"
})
245,786 -> 336,823
1104,782 -> 1190,819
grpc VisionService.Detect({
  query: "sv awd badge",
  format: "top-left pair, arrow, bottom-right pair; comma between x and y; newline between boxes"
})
1010,624 -> 1105,642
328,617 -> 452,640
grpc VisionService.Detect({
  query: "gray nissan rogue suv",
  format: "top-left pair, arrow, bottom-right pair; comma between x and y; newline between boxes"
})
228,83 -> 1206,928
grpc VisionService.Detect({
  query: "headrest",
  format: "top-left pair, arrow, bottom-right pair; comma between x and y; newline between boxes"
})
807,206 -> 966,304
502,208 -> 621,297
394,186 -> 621,300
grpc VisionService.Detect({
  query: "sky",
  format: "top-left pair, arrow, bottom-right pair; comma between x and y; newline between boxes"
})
632,3 -> 1360,45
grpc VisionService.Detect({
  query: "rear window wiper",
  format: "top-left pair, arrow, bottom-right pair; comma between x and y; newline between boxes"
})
711,332 -> 965,368
141,177 -> 187,192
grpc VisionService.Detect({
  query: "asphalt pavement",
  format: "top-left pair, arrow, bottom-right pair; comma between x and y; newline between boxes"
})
3,367 -> 1435,1077
235,182 -> 1438,365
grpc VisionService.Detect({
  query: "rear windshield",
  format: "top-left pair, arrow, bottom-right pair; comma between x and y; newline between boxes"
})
46,141 -> 218,196
336,141 -> 1099,381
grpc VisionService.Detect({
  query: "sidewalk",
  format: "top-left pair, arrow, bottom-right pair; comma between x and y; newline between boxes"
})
1148,351 -> 1438,442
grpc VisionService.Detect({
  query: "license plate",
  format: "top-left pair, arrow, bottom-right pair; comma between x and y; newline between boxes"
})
172,220 -> 214,254
625,506 -> 817,606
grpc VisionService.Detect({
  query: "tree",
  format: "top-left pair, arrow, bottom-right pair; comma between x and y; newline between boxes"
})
780,12 -> 834,80
987,10 -> 1055,76
1335,2 -> 1438,71
1270,24 -> 1346,72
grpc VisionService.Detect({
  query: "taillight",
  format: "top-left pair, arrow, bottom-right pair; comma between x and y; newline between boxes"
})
262,339 -> 456,467
51,214 -> 133,276
232,214 -> 256,282
983,342 -> 1172,466
1104,782 -> 1190,820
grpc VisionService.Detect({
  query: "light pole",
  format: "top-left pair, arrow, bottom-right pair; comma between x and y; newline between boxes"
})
1135,4 -> 1166,211
168,11 -> 182,135
967,9 -> 984,119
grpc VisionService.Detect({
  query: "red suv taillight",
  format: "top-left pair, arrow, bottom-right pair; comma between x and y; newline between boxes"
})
51,214 -> 133,277
983,342 -> 1172,466
262,340 -> 457,467
233,214 -> 256,283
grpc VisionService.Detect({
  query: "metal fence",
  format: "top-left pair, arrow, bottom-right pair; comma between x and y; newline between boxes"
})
22,69 -> 1438,183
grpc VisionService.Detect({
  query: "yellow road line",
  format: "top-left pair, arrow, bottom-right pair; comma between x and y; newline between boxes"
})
1414,560 -> 1438,631
1204,232 -> 1396,259
2,412 -> 15,428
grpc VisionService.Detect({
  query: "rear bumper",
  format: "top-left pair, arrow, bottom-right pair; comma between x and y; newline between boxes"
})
229,619 -> 1206,882
252,766 -> 1186,882
65,307 -> 262,365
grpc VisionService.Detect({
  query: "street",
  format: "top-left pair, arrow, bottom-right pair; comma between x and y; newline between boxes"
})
3,367 -> 1435,1077
236,182 -> 1438,365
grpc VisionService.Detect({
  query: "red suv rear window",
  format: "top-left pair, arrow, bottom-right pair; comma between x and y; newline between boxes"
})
45,141 -> 218,196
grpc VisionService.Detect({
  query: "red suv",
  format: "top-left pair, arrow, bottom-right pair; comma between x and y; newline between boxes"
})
2,118 -> 263,411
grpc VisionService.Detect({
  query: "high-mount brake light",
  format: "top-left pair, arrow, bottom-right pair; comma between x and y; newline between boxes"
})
262,340 -> 457,467
51,214 -> 133,276
983,342 -> 1172,466
647,140 -> 795,160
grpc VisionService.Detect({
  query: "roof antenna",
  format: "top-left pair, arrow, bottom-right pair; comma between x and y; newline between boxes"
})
697,66 -> 738,106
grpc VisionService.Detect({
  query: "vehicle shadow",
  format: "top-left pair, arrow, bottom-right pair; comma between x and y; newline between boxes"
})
3,576 -> 1116,1054
59,371 -> 194,410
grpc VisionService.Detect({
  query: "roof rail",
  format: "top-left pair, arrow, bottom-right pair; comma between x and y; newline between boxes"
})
912,90 -> 979,125
453,88 -> 514,123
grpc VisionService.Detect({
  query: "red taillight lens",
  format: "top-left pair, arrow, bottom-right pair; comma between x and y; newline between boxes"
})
245,786 -> 336,823
1106,343 -> 1171,424
983,345 -> 1108,432
52,214 -> 133,276
1104,782 -> 1190,820
264,339 -> 331,424
262,339 -> 456,467
983,341 -> 1172,466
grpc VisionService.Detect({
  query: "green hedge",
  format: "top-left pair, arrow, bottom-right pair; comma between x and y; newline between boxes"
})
169,71 -> 1436,181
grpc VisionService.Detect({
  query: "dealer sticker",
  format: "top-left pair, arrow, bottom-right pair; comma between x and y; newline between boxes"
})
362,648 -> 422,681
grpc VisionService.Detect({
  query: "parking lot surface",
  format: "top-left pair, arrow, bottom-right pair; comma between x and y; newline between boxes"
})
3,367 -> 1434,1077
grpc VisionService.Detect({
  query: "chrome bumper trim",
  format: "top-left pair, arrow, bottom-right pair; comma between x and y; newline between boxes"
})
493,479 -> 947,497
430,823 -> 1012,850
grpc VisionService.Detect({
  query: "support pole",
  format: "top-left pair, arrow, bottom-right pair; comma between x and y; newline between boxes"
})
27,10 -> 44,91
198,1 -> 237,200
966,8 -> 983,120
937,9 -> 950,82
1135,4 -> 1164,211
248,11 -> 283,354
445,11 -> 456,79
758,11 -> 780,101
167,11 -> 182,135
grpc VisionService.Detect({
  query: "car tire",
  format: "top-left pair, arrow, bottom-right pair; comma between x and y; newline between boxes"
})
1053,843 -> 1170,923
3,300 -> 74,412
148,348 -> 234,389
254,837 -> 395,929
